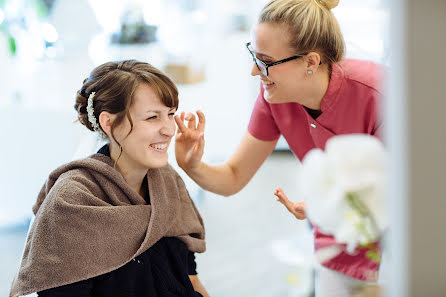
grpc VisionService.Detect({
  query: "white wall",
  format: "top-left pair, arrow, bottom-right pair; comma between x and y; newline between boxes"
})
388,0 -> 446,296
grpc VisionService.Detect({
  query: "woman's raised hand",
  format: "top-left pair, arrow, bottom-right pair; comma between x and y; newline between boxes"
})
174,111 -> 206,172
274,187 -> 307,220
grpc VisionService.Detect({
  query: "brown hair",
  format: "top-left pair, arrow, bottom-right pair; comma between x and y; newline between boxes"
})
74,60 -> 178,145
259,0 -> 345,65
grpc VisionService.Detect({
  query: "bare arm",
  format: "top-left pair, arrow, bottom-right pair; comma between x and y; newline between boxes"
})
189,132 -> 277,196
189,275 -> 210,297
175,111 -> 277,196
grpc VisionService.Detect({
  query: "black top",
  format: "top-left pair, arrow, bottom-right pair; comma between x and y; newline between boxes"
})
37,145 -> 201,297
304,106 -> 322,119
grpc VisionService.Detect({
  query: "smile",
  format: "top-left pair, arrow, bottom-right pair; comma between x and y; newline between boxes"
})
149,143 -> 168,151
262,80 -> 275,90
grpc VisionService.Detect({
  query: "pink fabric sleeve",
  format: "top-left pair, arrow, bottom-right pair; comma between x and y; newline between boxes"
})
369,90 -> 384,142
247,87 -> 281,141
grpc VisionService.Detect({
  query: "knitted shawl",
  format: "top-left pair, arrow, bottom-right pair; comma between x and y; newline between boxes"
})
10,154 -> 205,297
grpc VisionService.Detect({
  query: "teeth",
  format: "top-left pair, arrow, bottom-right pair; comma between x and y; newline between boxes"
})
150,144 -> 167,150
262,81 -> 274,85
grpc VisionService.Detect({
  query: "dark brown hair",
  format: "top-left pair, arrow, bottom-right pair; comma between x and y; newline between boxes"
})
74,60 -> 178,145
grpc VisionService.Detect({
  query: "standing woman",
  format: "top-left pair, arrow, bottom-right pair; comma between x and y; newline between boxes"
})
10,60 -> 209,297
175,0 -> 383,296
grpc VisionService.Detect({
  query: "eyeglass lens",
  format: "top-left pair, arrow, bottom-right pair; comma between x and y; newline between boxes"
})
248,43 -> 268,76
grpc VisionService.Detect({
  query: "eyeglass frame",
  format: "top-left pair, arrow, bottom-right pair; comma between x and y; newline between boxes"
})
246,42 -> 321,77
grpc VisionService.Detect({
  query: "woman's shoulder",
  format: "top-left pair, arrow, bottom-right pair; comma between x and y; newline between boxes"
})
33,156 -> 113,213
45,155 -> 113,191
49,166 -> 98,192
338,59 -> 385,94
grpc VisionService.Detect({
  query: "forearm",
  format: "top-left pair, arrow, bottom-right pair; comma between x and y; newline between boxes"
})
179,132 -> 277,197
185,161 -> 247,196
189,275 -> 210,297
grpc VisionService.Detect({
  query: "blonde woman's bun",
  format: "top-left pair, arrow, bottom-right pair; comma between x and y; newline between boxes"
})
320,0 -> 339,10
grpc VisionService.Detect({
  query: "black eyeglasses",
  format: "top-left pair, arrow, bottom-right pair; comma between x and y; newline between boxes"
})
246,42 -> 319,77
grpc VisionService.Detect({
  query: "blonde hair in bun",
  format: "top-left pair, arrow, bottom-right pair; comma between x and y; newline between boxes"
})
319,0 -> 339,10
259,0 -> 345,65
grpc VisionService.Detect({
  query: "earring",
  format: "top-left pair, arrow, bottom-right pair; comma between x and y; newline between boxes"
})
307,69 -> 313,75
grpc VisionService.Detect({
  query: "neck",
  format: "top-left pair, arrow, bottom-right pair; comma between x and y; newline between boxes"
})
118,166 -> 147,197
110,144 -> 147,197
301,64 -> 331,110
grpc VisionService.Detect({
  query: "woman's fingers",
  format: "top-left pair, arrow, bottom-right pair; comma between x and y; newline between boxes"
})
274,192 -> 287,205
196,110 -> 206,132
177,111 -> 205,131
175,111 -> 199,133
186,112 -> 196,129
174,114 -> 187,133
276,190 -> 288,201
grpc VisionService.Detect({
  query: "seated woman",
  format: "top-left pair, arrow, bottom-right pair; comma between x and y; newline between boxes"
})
10,60 -> 208,297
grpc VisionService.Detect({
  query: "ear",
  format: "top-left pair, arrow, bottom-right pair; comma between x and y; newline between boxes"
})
98,111 -> 115,137
304,52 -> 321,74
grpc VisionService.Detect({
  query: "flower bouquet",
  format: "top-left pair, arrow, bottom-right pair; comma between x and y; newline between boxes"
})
300,134 -> 387,263
298,134 -> 387,296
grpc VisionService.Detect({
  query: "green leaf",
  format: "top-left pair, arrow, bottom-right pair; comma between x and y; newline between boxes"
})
8,35 -> 16,55
366,251 -> 381,262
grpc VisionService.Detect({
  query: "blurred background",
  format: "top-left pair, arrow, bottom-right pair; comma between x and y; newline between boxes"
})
0,0 -> 392,296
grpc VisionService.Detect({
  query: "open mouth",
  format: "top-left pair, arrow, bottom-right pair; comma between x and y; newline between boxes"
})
149,143 -> 168,151
262,80 -> 275,89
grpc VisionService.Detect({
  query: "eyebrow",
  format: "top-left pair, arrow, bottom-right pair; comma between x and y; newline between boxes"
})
257,52 -> 273,59
146,108 -> 177,113
251,46 -> 273,59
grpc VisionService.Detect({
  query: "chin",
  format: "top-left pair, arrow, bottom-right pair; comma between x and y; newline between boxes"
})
264,93 -> 284,104
145,157 -> 169,169
263,91 -> 275,103
265,90 -> 295,104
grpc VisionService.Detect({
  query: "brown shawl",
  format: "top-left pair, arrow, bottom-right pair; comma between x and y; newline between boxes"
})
10,154 -> 205,297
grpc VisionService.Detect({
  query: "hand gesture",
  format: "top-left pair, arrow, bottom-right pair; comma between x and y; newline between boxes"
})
274,187 -> 307,220
174,111 -> 206,172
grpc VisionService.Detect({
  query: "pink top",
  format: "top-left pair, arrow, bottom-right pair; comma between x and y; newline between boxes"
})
248,59 -> 383,281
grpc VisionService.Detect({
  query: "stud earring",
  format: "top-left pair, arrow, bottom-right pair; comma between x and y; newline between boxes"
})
307,69 -> 313,75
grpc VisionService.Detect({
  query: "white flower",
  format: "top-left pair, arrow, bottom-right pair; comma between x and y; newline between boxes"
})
87,91 -> 107,139
299,134 -> 387,253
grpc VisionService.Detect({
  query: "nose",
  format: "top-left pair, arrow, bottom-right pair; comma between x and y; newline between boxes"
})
160,118 -> 176,137
251,62 -> 261,77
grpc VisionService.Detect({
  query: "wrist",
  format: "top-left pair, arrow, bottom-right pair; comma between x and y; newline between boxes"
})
183,161 -> 204,179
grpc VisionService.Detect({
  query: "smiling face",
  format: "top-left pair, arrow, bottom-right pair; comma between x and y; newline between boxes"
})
250,22 -> 310,104
111,83 -> 176,172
